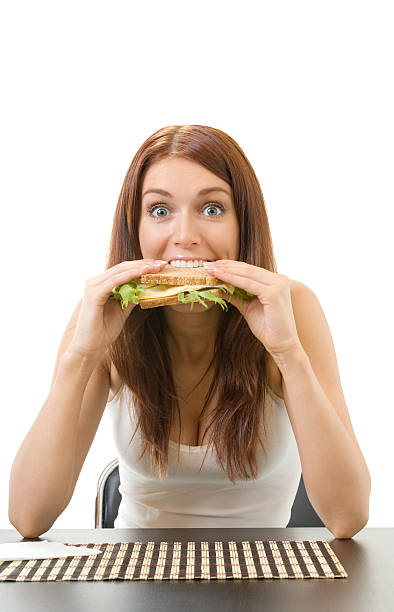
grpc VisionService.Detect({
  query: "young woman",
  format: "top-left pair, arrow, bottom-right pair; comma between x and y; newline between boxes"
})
8,125 -> 371,538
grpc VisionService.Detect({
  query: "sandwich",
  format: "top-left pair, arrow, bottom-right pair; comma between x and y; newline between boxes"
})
111,264 -> 253,311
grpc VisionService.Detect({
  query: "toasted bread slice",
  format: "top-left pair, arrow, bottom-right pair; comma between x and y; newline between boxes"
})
140,264 -> 219,286
139,288 -> 226,309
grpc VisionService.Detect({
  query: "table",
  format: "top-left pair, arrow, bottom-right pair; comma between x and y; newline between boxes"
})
1,527 -> 393,611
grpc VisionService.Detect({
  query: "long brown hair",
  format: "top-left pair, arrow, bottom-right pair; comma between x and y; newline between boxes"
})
107,125 -> 278,483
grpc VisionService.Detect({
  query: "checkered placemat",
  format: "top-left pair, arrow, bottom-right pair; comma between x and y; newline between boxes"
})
0,540 -> 347,581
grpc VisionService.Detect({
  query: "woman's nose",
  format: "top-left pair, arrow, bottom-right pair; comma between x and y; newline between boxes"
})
172,213 -> 200,246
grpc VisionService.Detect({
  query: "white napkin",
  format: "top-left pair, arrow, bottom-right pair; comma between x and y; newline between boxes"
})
0,540 -> 103,562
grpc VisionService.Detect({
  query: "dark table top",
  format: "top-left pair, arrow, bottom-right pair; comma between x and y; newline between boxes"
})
1,527 -> 393,612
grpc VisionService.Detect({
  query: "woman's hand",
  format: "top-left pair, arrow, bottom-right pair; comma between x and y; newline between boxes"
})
204,260 -> 303,361
68,259 -> 167,358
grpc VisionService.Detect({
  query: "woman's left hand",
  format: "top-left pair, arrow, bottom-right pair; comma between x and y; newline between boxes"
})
204,260 -> 303,361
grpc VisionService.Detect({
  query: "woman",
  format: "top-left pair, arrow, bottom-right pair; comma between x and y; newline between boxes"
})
8,125 -> 370,538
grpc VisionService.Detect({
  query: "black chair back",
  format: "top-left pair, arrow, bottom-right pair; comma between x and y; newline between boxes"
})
95,459 -> 324,528
287,474 -> 324,526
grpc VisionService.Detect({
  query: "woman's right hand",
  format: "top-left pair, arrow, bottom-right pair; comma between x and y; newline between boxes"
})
68,259 -> 167,358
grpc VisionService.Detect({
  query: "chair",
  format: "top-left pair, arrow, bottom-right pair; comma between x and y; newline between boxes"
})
287,474 -> 325,527
95,458 -> 121,529
95,458 -> 324,528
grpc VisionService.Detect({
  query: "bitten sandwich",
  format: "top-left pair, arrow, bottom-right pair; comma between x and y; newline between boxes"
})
111,264 -> 253,311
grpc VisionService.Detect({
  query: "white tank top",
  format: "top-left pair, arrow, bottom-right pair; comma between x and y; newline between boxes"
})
106,384 -> 301,528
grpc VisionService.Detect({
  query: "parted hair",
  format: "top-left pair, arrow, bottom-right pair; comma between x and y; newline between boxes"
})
107,125 -> 278,483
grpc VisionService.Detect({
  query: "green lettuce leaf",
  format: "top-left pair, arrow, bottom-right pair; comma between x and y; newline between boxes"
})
234,287 -> 255,304
177,287 -> 230,311
111,280 -> 141,308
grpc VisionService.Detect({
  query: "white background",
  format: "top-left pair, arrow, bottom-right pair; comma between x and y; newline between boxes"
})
0,1 -> 392,532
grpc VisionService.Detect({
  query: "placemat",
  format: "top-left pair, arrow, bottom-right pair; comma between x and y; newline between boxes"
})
0,540 -> 347,581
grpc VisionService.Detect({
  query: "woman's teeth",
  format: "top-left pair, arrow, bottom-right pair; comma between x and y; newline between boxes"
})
169,260 -> 208,268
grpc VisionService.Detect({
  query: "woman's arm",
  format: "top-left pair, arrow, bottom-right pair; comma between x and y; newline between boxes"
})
8,302 -> 110,538
202,261 -> 371,537
275,282 -> 371,539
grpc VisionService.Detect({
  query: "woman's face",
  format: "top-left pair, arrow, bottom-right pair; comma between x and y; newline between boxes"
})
138,156 -> 240,312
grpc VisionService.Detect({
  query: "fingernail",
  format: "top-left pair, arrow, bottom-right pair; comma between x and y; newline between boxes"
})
203,261 -> 215,268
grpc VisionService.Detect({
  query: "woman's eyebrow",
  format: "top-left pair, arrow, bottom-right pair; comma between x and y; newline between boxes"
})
142,187 -> 231,198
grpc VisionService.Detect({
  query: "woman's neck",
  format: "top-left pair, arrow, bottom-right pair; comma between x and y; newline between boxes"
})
163,305 -> 221,362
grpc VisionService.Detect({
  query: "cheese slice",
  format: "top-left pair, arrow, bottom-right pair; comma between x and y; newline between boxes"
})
139,283 -> 233,300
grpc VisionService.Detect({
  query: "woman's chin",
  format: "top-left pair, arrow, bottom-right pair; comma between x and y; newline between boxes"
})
163,301 -> 216,313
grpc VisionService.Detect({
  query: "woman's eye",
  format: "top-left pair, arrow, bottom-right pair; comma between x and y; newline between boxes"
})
204,204 -> 223,217
150,206 -> 168,218
147,202 -> 224,219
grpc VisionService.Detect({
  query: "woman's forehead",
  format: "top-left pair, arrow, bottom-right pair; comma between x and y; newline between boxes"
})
142,158 -> 232,196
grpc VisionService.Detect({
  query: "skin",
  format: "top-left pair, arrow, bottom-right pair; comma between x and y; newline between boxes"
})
138,156 -> 240,362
